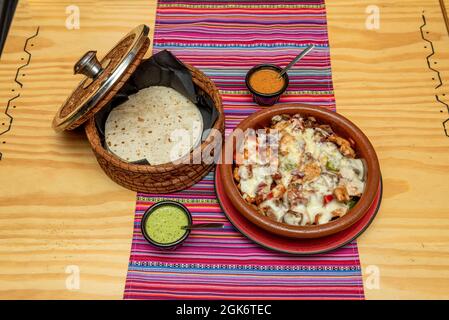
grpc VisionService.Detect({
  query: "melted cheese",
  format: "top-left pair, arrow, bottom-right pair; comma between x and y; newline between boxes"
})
339,158 -> 365,196
303,128 -> 319,157
239,166 -> 272,198
319,142 -> 343,169
236,114 -> 366,226
260,199 -> 288,222
283,212 -> 303,225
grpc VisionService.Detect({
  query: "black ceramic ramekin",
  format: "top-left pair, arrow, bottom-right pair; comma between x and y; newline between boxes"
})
245,64 -> 289,106
140,200 -> 192,250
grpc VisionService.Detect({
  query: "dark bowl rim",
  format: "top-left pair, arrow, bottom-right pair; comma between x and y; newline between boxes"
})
219,104 -> 381,239
140,200 -> 192,248
245,64 -> 289,97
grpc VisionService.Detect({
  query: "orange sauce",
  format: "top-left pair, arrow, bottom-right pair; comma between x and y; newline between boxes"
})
249,69 -> 285,94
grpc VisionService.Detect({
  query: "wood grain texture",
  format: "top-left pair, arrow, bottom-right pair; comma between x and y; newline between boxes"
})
0,0 -> 448,299
0,0 -> 157,299
327,0 -> 449,299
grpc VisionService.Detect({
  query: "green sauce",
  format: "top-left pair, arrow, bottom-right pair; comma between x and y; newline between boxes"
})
145,205 -> 189,244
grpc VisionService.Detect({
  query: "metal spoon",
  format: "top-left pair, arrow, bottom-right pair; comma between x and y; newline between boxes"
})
181,223 -> 224,230
278,44 -> 315,78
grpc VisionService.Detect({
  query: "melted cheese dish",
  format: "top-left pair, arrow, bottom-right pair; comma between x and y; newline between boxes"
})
234,114 -> 365,226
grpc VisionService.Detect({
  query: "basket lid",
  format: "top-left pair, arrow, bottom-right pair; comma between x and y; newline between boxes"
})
52,24 -> 150,131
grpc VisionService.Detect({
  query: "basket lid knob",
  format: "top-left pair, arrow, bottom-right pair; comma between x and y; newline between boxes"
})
52,24 -> 150,132
74,51 -> 103,79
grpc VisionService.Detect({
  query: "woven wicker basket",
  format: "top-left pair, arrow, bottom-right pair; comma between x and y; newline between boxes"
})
84,64 -> 224,193
52,25 -> 224,194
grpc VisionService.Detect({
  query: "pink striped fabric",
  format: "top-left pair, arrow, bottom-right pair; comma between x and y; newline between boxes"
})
124,0 -> 365,300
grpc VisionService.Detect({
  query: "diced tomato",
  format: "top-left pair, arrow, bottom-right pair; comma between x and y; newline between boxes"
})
323,194 -> 334,205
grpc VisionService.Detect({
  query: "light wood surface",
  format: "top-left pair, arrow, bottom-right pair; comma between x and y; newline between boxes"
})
0,0 -> 448,300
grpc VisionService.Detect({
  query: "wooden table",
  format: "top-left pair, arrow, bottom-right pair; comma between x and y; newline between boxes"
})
0,0 -> 448,299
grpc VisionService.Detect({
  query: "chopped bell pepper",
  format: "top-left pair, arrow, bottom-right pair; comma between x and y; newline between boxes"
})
325,161 -> 339,172
323,194 -> 334,205
347,199 -> 358,209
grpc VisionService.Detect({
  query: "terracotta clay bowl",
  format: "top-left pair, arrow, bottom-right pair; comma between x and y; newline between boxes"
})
219,104 -> 380,239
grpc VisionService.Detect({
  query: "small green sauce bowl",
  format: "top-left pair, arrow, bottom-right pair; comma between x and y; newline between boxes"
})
140,200 -> 192,250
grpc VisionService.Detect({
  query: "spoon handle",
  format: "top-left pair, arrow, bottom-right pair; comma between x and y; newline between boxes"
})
182,223 -> 224,230
279,44 -> 315,77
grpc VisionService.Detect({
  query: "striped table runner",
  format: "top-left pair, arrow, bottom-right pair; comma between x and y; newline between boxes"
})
124,0 -> 365,300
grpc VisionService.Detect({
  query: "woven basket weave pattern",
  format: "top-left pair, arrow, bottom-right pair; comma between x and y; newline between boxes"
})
84,64 -> 224,193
